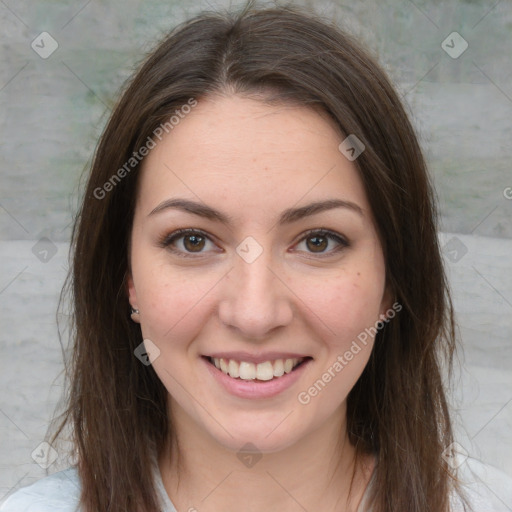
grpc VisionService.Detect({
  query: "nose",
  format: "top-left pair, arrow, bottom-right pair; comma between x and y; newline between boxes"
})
218,249 -> 294,340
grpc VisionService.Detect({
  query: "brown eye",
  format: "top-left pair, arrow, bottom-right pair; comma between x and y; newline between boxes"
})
294,229 -> 349,256
306,235 -> 328,252
160,229 -> 217,257
183,234 -> 205,252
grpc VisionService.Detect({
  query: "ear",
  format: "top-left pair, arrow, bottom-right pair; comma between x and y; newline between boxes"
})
126,272 -> 140,323
126,271 -> 137,307
379,282 -> 394,319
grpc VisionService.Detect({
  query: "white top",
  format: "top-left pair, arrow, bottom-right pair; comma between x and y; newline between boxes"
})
0,460 -> 177,512
1,458 -> 510,511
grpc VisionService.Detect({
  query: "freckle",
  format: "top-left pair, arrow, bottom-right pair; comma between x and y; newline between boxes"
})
357,272 -> 361,276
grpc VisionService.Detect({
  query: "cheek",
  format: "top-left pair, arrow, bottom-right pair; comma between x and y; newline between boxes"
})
133,258 -> 218,345
296,271 -> 382,413
295,267 -> 386,346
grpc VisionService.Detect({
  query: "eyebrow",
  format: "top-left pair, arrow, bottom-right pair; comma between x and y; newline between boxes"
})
148,197 -> 364,225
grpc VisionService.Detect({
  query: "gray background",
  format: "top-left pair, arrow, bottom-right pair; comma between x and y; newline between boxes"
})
1,0 -> 511,508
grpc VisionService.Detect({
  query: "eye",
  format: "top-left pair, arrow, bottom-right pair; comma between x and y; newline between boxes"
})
159,229 -> 219,257
293,229 -> 349,256
159,227 -> 349,258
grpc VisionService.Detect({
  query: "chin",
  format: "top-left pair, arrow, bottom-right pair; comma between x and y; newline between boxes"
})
201,410 -> 309,455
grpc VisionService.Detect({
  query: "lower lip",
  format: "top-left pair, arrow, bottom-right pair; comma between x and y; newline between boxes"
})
202,357 -> 311,399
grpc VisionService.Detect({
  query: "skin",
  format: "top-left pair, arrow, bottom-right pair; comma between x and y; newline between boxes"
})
127,94 -> 391,512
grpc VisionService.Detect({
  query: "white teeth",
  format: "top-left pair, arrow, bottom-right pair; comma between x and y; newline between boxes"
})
273,359 -> 284,377
256,361 -> 274,381
211,357 -> 305,381
228,359 -> 239,378
239,361 -> 256,380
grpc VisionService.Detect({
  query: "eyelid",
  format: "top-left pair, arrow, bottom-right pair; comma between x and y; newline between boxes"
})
159,228 -> 211,245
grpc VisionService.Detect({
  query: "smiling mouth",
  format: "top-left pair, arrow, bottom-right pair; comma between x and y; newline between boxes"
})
205,356 -> 311,381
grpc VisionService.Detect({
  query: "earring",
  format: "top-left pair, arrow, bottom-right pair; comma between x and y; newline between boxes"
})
130,307 -> 140,322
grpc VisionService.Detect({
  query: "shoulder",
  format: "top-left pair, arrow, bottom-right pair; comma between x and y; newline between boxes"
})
359,457 -> 511,512
450,458 -> 512,512
0,468 -> 81,512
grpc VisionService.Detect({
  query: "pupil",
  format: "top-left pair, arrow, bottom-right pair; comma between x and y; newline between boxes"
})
307,235 -> 327,252
184,235 -> 205,252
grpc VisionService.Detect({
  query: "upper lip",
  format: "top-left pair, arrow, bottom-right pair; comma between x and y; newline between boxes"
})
204,352 -> 311,364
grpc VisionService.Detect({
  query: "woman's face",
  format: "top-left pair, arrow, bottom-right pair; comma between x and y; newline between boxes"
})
128,94 -> 390,453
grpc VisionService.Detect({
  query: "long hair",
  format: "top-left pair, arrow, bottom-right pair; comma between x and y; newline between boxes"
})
51,3 -> 465,511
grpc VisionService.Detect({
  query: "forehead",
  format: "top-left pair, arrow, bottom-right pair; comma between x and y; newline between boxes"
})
136,94 -> 371,220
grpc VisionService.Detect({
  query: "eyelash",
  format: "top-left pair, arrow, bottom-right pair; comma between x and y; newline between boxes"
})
158,228 -> 349,259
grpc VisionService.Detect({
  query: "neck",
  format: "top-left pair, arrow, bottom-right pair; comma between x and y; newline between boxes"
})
158,403 -> 374,512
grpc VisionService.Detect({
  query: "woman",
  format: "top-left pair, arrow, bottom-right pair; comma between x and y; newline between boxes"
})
0,3 -> 490,511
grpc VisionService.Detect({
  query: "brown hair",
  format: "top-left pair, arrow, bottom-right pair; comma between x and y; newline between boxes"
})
52,3 -> 467,511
